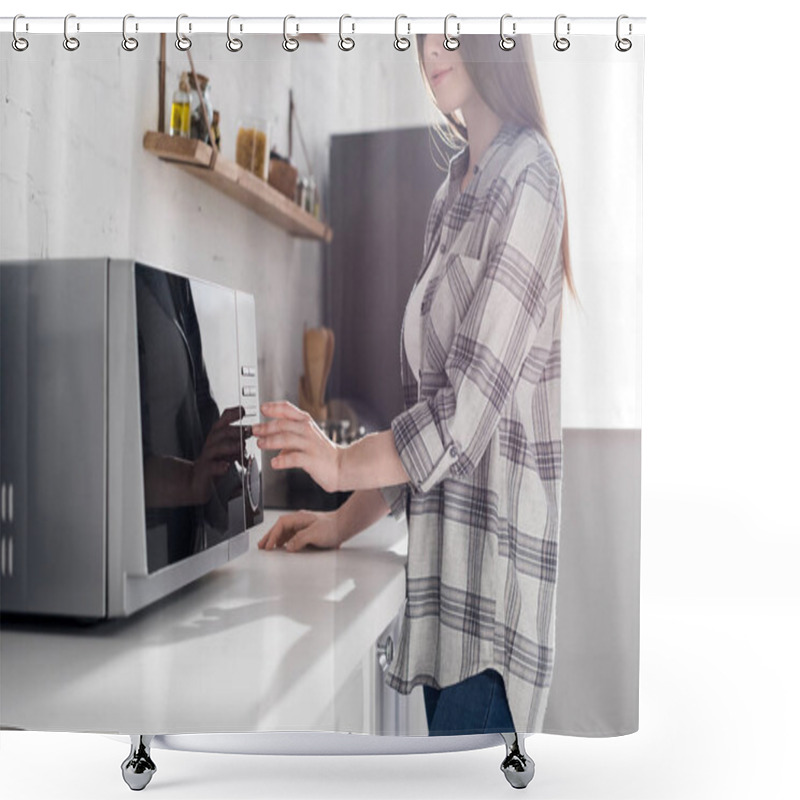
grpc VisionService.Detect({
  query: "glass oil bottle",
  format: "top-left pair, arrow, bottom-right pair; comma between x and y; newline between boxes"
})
170,74 -> 191,138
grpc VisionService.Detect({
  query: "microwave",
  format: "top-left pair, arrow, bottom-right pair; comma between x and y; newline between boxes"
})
0,258 -> 263,621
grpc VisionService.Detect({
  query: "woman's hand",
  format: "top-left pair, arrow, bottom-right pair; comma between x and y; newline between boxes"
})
252,401 -> 343,493
258,509 -> 344,552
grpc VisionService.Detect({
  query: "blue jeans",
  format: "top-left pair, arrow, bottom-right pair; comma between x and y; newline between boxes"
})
423,668 -> 515,735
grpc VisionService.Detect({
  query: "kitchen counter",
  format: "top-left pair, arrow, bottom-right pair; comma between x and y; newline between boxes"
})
0,510 -> 408,734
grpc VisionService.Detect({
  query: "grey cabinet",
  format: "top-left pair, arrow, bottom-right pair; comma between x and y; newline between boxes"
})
325,126 -> 458,429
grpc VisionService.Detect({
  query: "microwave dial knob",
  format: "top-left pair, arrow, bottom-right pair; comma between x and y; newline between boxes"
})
246,455 -> 261,512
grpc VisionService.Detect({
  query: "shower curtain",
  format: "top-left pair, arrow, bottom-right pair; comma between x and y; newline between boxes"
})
0,20 -> 644,743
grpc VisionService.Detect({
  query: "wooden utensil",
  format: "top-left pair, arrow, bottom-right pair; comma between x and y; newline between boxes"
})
305,328 -> 329,411
298,373 -> 311,411
319,328 -> 334,419
303,324 -> 311,394
299,326 -> 316,418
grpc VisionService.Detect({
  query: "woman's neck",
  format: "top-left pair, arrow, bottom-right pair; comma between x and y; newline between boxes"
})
459,101 -> 504,191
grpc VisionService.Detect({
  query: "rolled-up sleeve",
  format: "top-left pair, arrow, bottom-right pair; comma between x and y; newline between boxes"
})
379,483 -> 408,522
390,160 -> 565,494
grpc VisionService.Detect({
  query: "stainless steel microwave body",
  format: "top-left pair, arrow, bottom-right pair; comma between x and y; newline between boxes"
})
0,258 -> 263,620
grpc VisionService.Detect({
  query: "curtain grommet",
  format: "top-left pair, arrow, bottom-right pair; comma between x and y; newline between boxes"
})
553,14 -> 570,52
12,14 -> 29,52
443,14 -> 460,51
499,14 -> 516,51
122,14 -> 139,52
226,14 -> 243,52
394,14 -> 410,51
63,13 -> 80,52
175,14 -> 192,51
283,15 -> 299,52
339,15 -> 355,51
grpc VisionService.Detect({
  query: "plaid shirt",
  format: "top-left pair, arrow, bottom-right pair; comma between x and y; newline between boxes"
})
379,120 -> 565,734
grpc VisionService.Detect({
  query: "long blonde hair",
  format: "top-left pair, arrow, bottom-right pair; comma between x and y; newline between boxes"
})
416,34 -> 577,301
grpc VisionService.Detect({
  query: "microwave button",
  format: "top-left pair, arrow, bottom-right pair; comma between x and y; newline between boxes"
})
242,386 -> 256,397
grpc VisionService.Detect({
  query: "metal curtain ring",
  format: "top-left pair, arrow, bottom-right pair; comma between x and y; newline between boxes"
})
175,14 -> 192,50
553,14 -> 570,51
63,14 -> 80,51
122,14 -> 139,51
443,14 -> 460,51
339,15 -> 355,51
615,15 -> 632,52
283,15 -> 299,51
499,14 -> 516,51
227,14 -> 243,52
12,14 -> 29,52
394,14 -> 410,51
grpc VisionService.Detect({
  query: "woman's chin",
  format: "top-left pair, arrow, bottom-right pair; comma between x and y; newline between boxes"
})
434,99 -> 459,117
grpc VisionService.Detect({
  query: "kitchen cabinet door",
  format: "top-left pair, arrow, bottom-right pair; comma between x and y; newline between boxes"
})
326,127 -> 458,429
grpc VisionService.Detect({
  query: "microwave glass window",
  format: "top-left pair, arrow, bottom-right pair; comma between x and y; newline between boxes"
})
135,263 -> 247,573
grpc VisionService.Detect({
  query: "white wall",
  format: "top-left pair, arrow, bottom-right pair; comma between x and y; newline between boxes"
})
0,33 -> 433,498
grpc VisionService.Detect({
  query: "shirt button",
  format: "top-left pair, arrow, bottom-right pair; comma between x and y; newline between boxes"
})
439,243 -> 446,254
449,445 -> 459,458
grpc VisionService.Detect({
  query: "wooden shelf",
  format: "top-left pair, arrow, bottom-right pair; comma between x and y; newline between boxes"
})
143,131 -> 332,243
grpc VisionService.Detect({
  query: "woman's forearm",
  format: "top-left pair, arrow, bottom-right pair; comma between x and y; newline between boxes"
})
334,487 -> 395,544
337,430 -> 410,492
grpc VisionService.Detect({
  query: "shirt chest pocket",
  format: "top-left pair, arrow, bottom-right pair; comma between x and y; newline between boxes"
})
421,253 -> 485,374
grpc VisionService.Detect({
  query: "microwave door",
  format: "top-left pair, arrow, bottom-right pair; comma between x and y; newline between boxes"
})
135,265 -> 246,574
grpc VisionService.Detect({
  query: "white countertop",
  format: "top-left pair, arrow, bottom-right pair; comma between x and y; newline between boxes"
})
0,510 -> 408,734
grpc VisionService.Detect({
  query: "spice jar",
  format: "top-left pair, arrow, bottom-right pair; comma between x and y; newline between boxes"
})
235,116 -> 271,179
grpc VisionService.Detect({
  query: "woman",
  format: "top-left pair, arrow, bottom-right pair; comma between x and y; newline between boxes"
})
251,32 -> 576,771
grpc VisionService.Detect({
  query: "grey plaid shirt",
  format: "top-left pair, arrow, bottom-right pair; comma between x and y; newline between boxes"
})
379,120 -> 565,734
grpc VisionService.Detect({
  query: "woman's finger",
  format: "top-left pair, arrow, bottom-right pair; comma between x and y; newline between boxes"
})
268,451 -> 302,470
251,419 -> 310,438
260,400 -> 309,422
285,529 -> 313,552
256,432 -> 308,453
258,516 -> 292,550
258,512 -> 310,550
